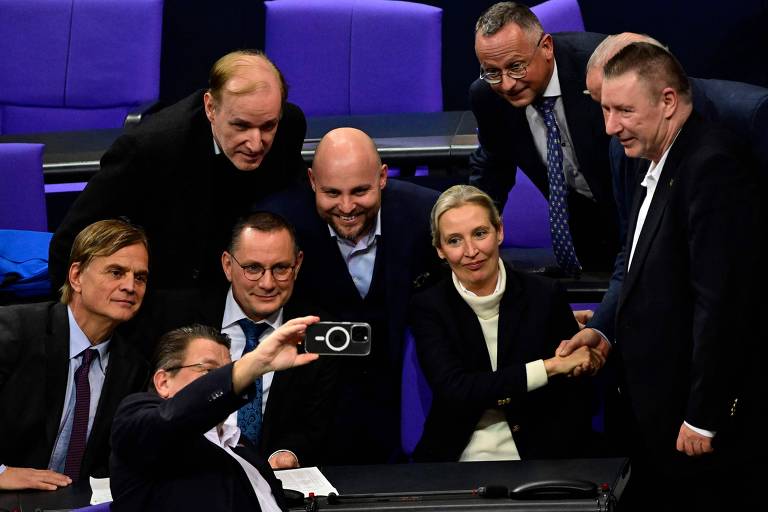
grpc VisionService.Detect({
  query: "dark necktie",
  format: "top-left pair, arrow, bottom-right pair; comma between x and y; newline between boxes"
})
236,319 -> 269,444
533,96 -> 582,275
63,348 -> 97,480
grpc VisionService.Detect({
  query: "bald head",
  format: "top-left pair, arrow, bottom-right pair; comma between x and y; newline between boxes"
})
309,128 -> 387,243
585,33 -> 665,102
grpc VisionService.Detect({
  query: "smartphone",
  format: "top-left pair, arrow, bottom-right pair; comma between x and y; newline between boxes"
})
304,322 -> 371,356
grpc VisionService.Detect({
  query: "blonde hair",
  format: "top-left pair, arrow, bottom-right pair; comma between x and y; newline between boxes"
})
208,50 -> 287,105
430,185 -> 501,248
60,219 -> 149,304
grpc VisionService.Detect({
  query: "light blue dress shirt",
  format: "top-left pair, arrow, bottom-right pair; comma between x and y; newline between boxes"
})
330,209 -> 382,298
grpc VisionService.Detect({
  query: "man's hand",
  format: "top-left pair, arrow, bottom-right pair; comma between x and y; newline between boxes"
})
0,466 -> 71,491
572,309 -> 594,329
556,328 -> 611,376
233,316 -> 320,394
268,450 -> 300,469
676,423 -> 714,456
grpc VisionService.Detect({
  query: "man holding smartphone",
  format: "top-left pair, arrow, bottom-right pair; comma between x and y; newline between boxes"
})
143,211 -> 335,469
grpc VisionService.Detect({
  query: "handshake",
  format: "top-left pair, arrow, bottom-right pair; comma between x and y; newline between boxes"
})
548,309 -> 611,378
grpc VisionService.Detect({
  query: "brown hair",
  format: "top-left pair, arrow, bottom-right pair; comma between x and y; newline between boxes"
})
60,219 -> 149,304
228,210 -> 300,256
151,324 -> 231,385
603,42 -> 691,102
208,49 -> 287,106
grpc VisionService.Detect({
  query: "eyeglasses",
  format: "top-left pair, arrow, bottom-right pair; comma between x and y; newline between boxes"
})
230,254 -> 297,282
479,32 -> 546,84
164,362 -> 218,374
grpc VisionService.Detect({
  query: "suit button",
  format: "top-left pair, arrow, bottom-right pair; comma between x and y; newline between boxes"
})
511,424 -> 521,433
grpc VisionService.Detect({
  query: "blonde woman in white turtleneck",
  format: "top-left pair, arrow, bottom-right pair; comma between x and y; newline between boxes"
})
410,185 -> 604,463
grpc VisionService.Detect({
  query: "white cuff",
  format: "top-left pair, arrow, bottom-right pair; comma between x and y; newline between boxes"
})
590,328 -> 613,346
525,360 -> 548,391
683,422 -> 715,438
0,464 -> 7,475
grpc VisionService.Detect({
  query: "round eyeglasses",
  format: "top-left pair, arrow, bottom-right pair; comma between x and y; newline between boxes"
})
230,254 -> 297,282
479,32 -> 545,85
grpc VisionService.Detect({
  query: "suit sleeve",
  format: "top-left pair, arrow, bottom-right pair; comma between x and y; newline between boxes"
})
0,307 -> 23,391
277,102 -> 309,182
111,363 -> 251,466
684,151 -> 758,430
410,291 -> 529,408
48,135 -> 143,294
468,80 -> 518,210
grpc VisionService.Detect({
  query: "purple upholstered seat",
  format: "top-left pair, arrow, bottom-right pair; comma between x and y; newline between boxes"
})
265,0 -> 442,116
401,329 -> 432,457
0,0 -> 163,135
71,503 -> 110,512
531,0 -> 586,32
0,143 -> 46,231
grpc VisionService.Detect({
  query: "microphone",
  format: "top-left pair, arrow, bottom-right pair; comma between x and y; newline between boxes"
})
326,485 -> 509,504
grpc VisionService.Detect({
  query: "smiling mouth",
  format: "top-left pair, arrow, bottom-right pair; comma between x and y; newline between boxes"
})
464,260 -> 486,271
336,214 -> 360,224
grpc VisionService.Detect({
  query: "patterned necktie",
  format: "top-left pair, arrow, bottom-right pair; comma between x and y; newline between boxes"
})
63,348 -> 97,480
533,96 -> 582,275
236,319 -> 269,444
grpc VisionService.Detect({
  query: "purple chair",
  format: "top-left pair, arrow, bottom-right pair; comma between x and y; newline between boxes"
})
0,143 -> 46,231
532,0 -> 586,32
72,503 -> 110,512
401,329 -> 432,458
0,0 -> 163,135
265,0 -> 442,116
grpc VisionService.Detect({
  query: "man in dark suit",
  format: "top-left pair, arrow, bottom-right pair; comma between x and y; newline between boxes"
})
255,128 -> 441,464
110,321 -> 319,511
142,212 -> 334,468
470,2 -> 616,273
49,50 -> 308,293
0,220 -> 149,491
598,43 -> 758,507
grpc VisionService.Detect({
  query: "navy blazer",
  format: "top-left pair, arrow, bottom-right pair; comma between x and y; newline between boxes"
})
410,265 -> 592,462
0,302 -> 148,480
110,364 -> 288,511
139,287 -> 337,466
616,112 -> 758,452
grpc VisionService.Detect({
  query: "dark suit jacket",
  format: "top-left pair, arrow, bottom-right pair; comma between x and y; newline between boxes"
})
615,112 -> 758,455
49,90 -> 308,293
0,302 -> 148,479
410,265 -> 592,462
254,179 -> 442,463
110,364 -> 288,512
589,77 -> 768,341
141,287 -> 336,466
469,32 -> 617,269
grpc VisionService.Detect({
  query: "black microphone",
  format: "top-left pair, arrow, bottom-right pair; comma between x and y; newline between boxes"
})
326,485 -> 509,504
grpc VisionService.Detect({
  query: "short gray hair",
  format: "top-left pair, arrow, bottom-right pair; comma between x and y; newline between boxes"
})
587,33 -> 666,74
475,2 -> 542,39
430,185 -> 502,248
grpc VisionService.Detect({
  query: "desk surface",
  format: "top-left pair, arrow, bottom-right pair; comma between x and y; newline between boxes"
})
0,458 -> 628,512
0,111 -> 479,184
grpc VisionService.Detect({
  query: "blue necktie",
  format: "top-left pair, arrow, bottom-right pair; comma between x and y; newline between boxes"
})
534,96 -> 582,275
236,319 -> 269,444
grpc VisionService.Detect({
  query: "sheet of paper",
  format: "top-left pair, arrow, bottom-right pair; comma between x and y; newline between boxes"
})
274,466 -> 339,497
89,476 -> 113,505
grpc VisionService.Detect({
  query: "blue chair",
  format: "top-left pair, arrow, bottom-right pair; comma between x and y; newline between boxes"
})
265,0 -> 442,116
400,329 -> 432,457
0,0 -> 163,134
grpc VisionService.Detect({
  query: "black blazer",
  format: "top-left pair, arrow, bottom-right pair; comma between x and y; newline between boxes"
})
615,112 -> 759,452
110,364 -> 288,512
0,302 -> 148,479
469,32 -> 617,266
409,265 -> 592,462
141,287 -> 336,466
49,90 -> 308,292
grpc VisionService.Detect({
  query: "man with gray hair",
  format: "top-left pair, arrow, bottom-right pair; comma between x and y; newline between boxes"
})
469,2 -> 616,274
0,219 -> 150,490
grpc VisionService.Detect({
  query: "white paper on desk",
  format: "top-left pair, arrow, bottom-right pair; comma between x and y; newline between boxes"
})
274,467 -> 339,497
89,476 -> 113,505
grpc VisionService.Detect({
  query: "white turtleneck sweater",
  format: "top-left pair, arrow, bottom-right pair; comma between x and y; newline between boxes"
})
453,261 -> 548,461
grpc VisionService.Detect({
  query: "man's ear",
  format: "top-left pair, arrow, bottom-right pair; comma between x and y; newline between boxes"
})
68,262 -> 83,294
294,250 -> 304,277
222,251 -> 234,283
661,86 -> 678,119
203,91 -> 216,123
308,168 -> 317,192
379,164 -> 388,189
153,370 -> 171,399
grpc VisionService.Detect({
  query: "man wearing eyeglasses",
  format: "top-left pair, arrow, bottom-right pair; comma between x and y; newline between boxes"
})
110,321 -> 319,511
469,2 -> 617,274
142,211 -> 334,469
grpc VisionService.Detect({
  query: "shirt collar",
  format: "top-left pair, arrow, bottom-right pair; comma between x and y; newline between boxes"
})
327,207 -> 382,248
541,60 -> 561,98
642,130 -> 680,187
66,306 -> 111,365
212,133 -> 221,155
222,286 -> 283,331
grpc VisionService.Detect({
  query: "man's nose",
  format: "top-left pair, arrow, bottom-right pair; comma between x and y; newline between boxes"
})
604,111 -> 620,136
244,129 -> 263,152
